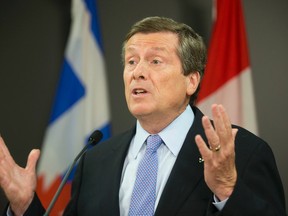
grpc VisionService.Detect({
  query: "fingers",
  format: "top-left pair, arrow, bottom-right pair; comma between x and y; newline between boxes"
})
202,115 -> 220,151
218,105 -> 232,131
195,115 -> 218,161
210,104 -> 235,150
0,136 -> 13,161
232,128 -> 238,141
26,149 -> 40,172
195,104 -> 237,159
211,105 -> 229,140
195,134 -> 211,160
0,137 -> 17,177
0,136 -> 40,174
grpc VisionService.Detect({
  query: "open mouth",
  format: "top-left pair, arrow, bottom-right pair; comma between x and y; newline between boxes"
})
133,89 -> 147,95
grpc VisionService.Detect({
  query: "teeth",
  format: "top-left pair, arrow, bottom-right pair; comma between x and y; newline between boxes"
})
135,89 -> 145,94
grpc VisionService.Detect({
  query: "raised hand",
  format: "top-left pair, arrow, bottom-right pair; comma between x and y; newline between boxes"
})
195,104 -> 238,201
0,135 -> 40,216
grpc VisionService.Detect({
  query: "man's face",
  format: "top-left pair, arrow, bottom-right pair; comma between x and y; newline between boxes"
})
123,32 -> 198,123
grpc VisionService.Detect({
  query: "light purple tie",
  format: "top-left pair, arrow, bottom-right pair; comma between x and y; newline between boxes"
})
128,134 -> 162,216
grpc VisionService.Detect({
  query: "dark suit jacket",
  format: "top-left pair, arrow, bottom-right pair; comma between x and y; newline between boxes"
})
23,107 -> 286,216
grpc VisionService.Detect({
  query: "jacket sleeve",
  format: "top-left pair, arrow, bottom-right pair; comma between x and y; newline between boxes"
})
24,194 -> 45,216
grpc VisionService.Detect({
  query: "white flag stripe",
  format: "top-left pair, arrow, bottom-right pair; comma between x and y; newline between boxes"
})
38,0 -> 110,189
38,100 -> 85,188
240,68 -> 258,134
66,2 -> 110,134
198,67 -> 258,134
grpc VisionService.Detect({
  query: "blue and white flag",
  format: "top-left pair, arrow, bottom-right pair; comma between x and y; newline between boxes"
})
36,0 -> 111,214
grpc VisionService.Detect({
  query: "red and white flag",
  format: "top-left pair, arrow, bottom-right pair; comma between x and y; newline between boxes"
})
197,0 -> 258,134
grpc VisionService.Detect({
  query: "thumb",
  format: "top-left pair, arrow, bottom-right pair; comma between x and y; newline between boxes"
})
26,149 -> 41,172
232,128 -> 238,140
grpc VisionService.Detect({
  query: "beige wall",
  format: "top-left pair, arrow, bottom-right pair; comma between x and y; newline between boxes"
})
0,0 -> 287,213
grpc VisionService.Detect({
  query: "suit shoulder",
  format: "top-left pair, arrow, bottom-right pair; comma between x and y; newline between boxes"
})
233,125 -> 268,149
85,128 -> 135,157
232,125 -> 276,166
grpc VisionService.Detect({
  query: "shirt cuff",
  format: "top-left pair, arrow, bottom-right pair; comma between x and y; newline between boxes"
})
212,194 -> 229,211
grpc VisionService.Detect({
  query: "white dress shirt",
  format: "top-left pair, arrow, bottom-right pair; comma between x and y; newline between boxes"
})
119,105 -> 194,216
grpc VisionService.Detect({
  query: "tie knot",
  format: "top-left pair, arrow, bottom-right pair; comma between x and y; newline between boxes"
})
146,134 -> 162,152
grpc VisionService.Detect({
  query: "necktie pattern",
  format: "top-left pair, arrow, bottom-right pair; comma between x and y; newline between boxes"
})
128,134 -> 162,216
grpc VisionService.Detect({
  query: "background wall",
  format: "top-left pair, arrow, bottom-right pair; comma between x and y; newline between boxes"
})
0,0 -> 287,213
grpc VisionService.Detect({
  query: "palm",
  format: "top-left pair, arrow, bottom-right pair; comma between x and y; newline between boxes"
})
0,137 -> 40,215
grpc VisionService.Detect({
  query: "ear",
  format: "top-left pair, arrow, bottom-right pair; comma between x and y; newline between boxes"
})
186,71 -> 201,96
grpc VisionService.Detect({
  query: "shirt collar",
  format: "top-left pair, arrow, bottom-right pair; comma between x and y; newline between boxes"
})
131,105 -> 194,158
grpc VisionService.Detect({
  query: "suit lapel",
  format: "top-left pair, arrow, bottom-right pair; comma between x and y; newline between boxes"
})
98,107 -> 209,215
95,128 -> 135,215
155,107 -> 208,215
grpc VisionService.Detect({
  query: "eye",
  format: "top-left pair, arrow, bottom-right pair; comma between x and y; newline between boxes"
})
128,60 -> 135,65
152,59 -> 161,64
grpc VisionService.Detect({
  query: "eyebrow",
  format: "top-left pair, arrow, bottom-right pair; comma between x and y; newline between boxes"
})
125,46 -> 169,54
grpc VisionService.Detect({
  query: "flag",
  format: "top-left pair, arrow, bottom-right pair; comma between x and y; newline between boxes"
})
197,0 -> 258,134
36,0 -> 111,215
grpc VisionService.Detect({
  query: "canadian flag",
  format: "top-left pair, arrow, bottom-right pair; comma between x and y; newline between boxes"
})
197,0 -> 258,134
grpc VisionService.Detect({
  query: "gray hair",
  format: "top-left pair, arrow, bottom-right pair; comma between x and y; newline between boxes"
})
122,16 -> 207,105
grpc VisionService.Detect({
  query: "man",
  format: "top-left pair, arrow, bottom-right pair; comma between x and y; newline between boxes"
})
0,16 -> 286,215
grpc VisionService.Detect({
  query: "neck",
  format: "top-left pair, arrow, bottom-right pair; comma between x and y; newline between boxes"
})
137,107 -> 187,134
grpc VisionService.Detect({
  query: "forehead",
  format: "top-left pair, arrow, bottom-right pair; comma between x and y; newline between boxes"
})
125,32 -> 179,54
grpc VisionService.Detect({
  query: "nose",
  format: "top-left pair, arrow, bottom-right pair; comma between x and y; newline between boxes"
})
133,61 -> 147,80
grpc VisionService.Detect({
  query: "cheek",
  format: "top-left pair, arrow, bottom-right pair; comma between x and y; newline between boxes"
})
123,72 -> 130,98
164,76 -> 188,98
161,73 -> 186,89
123,71 -> 131,87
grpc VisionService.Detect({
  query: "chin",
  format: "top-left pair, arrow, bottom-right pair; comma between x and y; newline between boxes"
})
129,106 -> 153,118
131,109 -> 150,118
